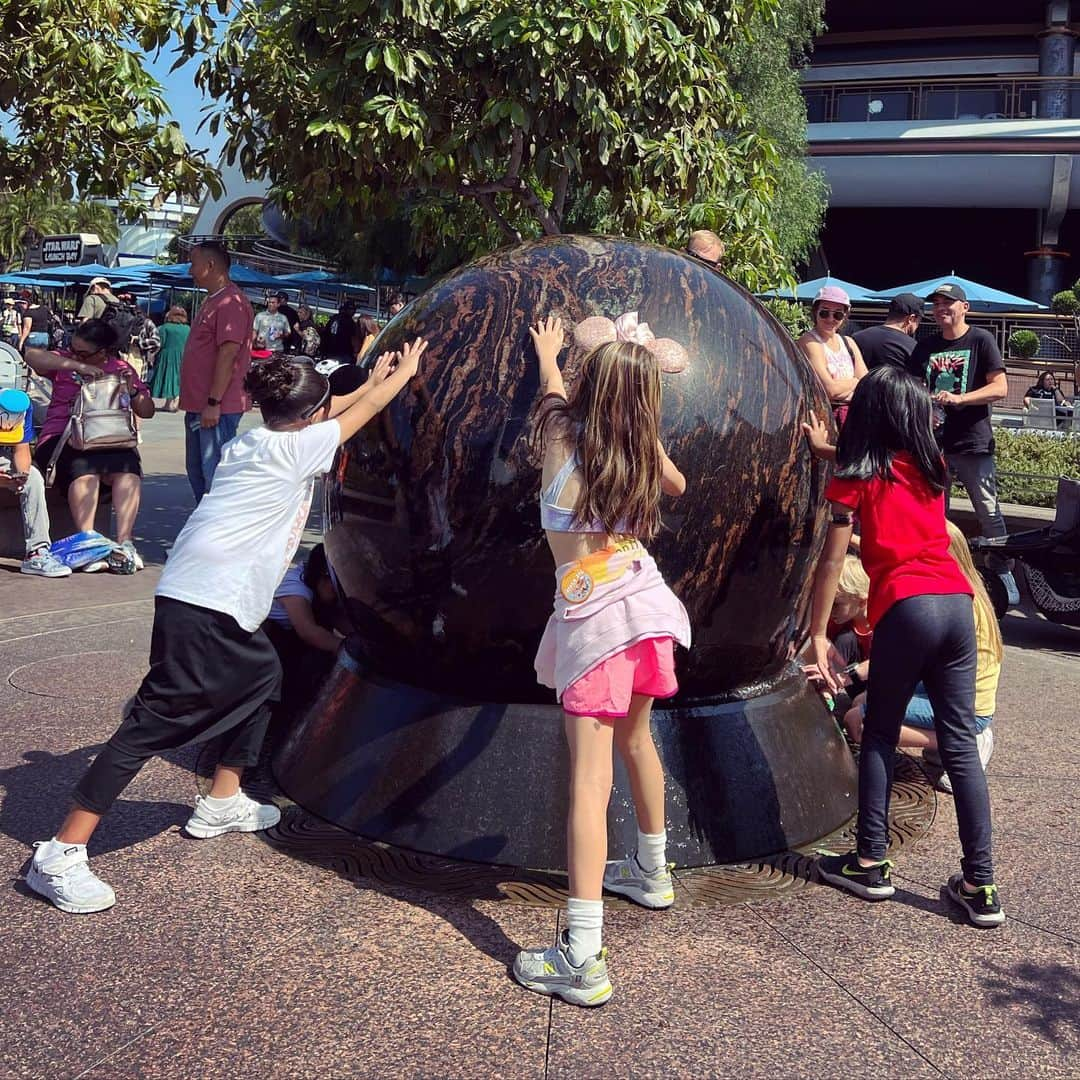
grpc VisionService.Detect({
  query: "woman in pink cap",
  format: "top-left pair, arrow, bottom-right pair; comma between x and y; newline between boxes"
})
797,285 -> 867,426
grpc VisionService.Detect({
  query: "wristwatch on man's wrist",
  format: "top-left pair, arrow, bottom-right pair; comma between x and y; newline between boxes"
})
207,396 -> 220,407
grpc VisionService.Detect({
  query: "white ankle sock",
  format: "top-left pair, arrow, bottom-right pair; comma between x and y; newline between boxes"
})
36,838 -> 83,864
636,829 -> 667,873
202,792 -> 239,810
565,897 -> 603,966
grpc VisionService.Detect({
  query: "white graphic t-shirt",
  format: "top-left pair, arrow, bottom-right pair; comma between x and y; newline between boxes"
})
158,420 -> 341,631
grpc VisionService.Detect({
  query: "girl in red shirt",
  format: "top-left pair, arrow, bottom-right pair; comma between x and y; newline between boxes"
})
806,365 -> 1003,928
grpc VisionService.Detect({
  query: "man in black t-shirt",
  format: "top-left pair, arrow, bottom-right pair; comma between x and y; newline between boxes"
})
853,292 -> 922,372
909,282 -> 1016,599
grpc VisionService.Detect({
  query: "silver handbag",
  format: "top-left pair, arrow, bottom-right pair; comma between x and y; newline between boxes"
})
68,374 -> 138,451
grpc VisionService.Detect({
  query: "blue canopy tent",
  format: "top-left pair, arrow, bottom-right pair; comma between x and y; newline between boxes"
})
144,262 -> 284,287
758,275 -> 883,303
867,275 -> 1045,313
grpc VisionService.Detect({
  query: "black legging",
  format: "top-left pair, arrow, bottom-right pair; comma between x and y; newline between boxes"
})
860,592 -> 994,885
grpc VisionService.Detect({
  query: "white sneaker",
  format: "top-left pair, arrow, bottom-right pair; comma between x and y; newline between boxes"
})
26,841 -> 116,913
184,791 -> 281,839
80,559 -> 110,573
602,855 -> 675,909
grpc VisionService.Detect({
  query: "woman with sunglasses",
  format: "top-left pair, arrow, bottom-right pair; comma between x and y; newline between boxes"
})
797,286 -> 867,426
25,318 -> 155,573
24,343 -> 426,914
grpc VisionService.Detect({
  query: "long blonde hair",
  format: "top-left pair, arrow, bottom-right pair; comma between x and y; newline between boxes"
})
945,521 -> 1004,662
533,340 -> 664,538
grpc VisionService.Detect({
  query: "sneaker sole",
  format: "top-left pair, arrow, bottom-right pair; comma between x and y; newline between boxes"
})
25,868 -> 116,914
603,878 -> 675,909
20,567 -> 72,577
512,966 -> 613,1007
945,881 -> 1005,928
183,807 -> 281,839
817,867 -> 896,901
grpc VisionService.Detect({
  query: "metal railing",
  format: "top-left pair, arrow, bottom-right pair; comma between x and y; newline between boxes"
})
176,234 -> 337,276
803,74 -> 1080,125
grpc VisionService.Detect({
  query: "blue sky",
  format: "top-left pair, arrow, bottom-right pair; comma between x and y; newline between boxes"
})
145,49 -> 225,160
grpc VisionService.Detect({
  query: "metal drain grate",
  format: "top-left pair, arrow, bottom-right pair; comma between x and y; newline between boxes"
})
237,752 -> 937,909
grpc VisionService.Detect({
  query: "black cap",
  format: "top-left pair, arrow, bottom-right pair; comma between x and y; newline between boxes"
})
888,292 -> 924,317
926,282 -> 967,303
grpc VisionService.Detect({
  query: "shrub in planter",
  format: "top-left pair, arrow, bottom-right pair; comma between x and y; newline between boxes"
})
1007,329 -> 1039,359
991,428 -> 1080,507
1051,289 -> 1080,315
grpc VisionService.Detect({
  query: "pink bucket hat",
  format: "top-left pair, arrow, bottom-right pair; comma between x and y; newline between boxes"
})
815,285 -> 851,307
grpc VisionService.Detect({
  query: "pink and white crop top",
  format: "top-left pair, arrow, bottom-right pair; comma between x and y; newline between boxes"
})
540,451 -> 630,534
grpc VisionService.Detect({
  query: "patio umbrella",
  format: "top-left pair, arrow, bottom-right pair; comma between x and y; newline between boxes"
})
867,275 -> 1045,313
758,275 -> 884,303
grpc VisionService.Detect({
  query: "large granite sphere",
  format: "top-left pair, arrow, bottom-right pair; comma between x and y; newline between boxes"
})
324,236 -> 831,702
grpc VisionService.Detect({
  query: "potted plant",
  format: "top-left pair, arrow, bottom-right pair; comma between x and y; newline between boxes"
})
1007,328 -> 1040,359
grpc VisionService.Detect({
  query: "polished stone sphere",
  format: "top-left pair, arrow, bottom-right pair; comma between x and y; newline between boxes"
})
324,235 -> 832,703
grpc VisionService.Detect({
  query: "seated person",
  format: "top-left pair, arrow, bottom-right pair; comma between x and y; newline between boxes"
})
803,553 -> 871,707
1024,372 -> 1071,412
0,387 -> 69,577
263,544 -> 344,721
25,319 -> 154,574
841,522 -> 999,794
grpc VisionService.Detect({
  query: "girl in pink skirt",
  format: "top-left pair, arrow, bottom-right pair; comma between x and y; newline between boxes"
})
512,316 -> 691,1007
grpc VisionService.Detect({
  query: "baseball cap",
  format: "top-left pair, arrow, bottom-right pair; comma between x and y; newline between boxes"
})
274,290 -> 289,301
815,285 -> 851,307
888,292 -> 924,317
89,276 -> 111,288
926,282 -> 967,303
2,297 -> 13,305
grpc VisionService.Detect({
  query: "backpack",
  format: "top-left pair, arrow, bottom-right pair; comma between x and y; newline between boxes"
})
101,300 -> 141,349
43,372 -> 137,486
0,341 -> 24,392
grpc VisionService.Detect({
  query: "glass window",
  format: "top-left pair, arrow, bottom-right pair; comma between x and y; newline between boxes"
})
803,89 -> 828,124
867,91 -> 912,121
837,92 -> 870,122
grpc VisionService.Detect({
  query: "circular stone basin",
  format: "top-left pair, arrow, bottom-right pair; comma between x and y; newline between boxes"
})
8,651 -> 144,701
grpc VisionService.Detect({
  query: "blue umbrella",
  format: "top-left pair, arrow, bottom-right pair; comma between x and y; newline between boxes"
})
147,262 -> 284,287
758,275 -> 883,303
867,275 -> 1045,313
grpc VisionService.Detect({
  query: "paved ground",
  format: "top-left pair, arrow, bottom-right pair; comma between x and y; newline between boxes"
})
0,414 -> 1077,1078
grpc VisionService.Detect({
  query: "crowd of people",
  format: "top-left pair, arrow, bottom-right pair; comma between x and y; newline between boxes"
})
8,238 -> 1010,1013
0,244 -> 401,577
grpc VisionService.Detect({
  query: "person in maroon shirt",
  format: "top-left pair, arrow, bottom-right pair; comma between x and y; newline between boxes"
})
803,365 -> 1004,928
179,241 -> 254,503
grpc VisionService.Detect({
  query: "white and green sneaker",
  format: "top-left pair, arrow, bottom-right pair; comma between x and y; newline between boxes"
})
603,855 -> 675,909
513,930 -> 613,1007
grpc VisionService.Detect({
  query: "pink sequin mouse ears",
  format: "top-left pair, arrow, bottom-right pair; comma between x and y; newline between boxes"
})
572,311 -> 690,374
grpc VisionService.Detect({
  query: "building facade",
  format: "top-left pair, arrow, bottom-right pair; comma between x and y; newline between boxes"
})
805,1 -> 1080,303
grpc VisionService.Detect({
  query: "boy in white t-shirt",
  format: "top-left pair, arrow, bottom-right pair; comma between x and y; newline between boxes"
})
25,341 -> 428,913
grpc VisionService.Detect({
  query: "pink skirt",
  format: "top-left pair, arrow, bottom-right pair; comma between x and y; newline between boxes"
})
561,636 -> 678,719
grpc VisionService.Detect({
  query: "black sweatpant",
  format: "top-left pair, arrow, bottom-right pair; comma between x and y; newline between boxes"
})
859,592 -> 994,885
74,597 -> 282,815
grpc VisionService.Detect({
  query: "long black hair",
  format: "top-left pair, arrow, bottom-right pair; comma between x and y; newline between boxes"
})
834,365 -> 947,492
245,357 -> 330,427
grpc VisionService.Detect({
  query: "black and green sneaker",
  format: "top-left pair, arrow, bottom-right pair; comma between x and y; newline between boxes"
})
946,873 -> 1005,928
816,851 -> 896,900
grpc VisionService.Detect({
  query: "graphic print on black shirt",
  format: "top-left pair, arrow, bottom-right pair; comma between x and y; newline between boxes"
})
910,326 -> 1004,456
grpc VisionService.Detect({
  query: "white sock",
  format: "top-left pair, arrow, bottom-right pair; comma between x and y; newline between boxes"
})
565,897 -> 603,966
36,837 -> 83,864
202,792 -> 240,809
636,829 -> 667,873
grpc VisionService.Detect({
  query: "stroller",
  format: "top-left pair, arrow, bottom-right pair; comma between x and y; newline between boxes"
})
970,476 -> 1080,625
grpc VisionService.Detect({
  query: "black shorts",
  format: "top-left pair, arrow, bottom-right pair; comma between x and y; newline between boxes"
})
35,438 -> 141,494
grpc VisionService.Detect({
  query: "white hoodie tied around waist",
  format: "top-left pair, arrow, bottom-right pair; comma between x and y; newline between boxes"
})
534,545 -> 692,700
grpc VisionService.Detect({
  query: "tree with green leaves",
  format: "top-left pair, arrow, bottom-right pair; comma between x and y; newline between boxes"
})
193,0 -> 824,289
0,190 -> 120,265
0,0 -> 219,207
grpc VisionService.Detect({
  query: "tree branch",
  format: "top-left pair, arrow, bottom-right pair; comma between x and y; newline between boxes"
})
476,193 -> 521,244
551,165 -> 570,227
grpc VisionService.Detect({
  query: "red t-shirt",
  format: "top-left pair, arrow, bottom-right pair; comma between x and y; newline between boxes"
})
825,452 -> 971,628
179,282 -> 254,414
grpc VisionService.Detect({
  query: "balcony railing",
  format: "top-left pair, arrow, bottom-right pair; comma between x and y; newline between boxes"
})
804,75 -> 1080,125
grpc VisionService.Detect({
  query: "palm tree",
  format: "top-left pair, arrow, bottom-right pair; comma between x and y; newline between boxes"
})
60,200 -> 120,245
0,190 -> 68,267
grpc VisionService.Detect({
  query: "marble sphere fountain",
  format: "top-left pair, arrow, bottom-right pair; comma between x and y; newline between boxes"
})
274,235 -> 857,868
